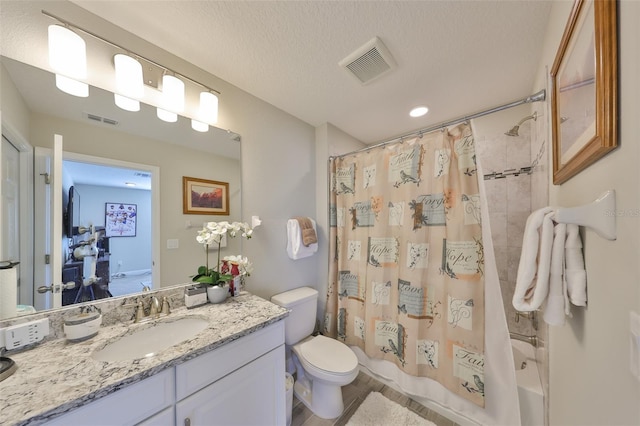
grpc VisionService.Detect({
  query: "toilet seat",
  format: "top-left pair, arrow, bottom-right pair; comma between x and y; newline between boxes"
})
294,335 -> 358,377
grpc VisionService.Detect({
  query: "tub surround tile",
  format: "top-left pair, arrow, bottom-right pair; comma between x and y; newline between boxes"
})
484,178 -> 507,214
507,175 -> 532,213
507,210 -> 529,249
0,292 -> 288,426
489,213 -> 508,248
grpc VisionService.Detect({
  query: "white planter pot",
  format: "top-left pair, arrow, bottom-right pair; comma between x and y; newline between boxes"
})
207,284 -> 229,304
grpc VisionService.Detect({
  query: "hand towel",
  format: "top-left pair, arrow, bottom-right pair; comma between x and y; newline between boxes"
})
543,223 -> 567,326
286,218 -> 318,260
294,216 -> 318,246
513,207 -> 555,312
565,224 -> 587,306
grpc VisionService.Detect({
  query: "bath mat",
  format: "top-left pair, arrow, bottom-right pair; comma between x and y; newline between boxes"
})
346,391 -> 436,426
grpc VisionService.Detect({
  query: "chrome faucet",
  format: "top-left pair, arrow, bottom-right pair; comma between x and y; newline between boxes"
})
515,310 -> 538,331
510,331 -> 538,347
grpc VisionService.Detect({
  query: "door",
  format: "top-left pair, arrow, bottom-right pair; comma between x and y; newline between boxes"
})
175,346 -> 286,426
1,136 -> 20,266
33,135 -> 63,310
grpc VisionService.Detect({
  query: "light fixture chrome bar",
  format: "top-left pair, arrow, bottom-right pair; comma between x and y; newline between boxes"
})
330,89 -> 546,159
41,10 -> 220,95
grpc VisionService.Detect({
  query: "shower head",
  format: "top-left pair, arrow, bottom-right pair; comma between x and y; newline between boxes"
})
505,111 -> 538,137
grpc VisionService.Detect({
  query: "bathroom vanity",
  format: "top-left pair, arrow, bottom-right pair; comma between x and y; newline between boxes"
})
0,292 -> 288,426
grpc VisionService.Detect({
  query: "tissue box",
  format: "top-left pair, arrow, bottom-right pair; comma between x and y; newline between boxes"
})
185,285 -> 207,308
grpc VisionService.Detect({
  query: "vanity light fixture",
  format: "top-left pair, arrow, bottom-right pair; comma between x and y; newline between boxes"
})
157,74 -> 184,123
191,91 -> 219,132
114,54 -> 144,112
43,10 -> 222,132
48,24 -> 88,97
409,106 -> 429,118
124,182 -> 136,187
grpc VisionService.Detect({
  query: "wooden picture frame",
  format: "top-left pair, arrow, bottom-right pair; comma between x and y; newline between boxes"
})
105,203 -> 137,237
551,0 -> 617,185
183,176 -> 229,215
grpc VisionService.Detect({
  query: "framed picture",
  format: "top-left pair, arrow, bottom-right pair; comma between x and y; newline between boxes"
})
105,203 -> 137,237
183,176 -> 229,215
551,0 -> 617,185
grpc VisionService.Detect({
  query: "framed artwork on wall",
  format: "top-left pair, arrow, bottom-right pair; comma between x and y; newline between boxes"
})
551,0 -> 617,185
105,203 -> 137,237
183,176 -> 229,215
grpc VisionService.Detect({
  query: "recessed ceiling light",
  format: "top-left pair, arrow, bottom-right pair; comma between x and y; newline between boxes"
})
410,106 -> 429,118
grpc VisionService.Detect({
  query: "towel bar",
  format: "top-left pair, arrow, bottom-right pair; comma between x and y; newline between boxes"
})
552,190 -> 616,241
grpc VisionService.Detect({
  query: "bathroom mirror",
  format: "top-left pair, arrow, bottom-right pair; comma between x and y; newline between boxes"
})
1,55 -> 242,320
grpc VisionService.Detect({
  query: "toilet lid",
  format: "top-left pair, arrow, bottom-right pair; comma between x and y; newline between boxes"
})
298,335 -> 358,374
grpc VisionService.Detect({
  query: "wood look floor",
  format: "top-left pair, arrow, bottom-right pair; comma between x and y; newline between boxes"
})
290,371 -> 458,426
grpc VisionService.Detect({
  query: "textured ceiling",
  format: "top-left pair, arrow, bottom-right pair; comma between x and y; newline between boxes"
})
70,0 -> 553,145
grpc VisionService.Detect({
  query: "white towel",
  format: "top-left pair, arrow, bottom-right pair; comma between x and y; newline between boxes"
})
513,207 -> 555,311
565,224 -> 587,306
543,223 -> 567,326
514,207 -> 588,325
286,218 -> 318,260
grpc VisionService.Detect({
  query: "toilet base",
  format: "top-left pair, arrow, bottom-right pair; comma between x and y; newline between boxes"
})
293,378 -> 345,419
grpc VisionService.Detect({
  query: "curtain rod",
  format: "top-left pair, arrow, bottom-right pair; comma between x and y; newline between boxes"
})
330,89 -> 546,159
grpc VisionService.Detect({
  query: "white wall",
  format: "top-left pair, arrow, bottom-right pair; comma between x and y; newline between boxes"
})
534,1 -> 640,424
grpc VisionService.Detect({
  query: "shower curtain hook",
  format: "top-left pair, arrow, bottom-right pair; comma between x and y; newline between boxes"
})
418,130 -> 424,139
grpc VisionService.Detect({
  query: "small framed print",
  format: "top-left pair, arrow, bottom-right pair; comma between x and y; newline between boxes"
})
183,176 -> 229,215
105,203 -> 137,237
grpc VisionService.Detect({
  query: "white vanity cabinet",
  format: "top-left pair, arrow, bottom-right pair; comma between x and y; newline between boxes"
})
43,321 -> 285,426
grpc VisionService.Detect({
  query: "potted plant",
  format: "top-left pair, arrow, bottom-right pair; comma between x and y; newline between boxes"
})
193,221 -> 254,303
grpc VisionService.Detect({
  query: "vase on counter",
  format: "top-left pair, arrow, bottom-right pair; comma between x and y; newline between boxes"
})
207,284 -> 229,304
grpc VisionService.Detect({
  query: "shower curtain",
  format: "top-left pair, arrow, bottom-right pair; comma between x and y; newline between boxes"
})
325,123 -> 520,424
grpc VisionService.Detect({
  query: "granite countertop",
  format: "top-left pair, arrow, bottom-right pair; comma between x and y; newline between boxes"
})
0,293 -> 288,426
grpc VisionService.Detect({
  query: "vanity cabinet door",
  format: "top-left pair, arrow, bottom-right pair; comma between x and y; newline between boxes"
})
43,368 -> 175,426
137,406 -> 175,426
175,345 -> 285,426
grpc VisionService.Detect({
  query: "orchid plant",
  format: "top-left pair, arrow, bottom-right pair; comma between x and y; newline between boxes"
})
193,221 -> 254,286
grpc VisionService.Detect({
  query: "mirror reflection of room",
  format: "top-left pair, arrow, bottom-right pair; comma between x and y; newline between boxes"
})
1,52 -> 241,316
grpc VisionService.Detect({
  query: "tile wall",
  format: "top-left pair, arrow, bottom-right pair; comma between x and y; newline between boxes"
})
476,118 -> 534,336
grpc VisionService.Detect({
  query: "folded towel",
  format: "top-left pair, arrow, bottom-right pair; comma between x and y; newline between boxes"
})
543,223 -> 567,326
513,207 -> 555,312
287,218 -> 318,260
294,216 -> 318,246
565,224 -> 587,306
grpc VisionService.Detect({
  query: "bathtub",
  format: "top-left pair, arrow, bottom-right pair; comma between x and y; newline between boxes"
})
511,339 -> 544,426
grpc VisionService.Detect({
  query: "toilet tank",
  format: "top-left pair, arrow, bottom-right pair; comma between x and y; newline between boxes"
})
271,287 -> 318,345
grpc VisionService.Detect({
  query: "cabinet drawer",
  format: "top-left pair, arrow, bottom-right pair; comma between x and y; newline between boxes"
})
44,368 -> 175,426
176,320 -> 284,400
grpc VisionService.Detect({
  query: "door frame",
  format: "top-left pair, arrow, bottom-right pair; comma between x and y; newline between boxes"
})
1,113 -> 35,308
63,151 -> 161,291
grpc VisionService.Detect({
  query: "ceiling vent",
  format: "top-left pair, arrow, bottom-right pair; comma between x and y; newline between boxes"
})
339,37 -> 397,85
85,112 -> 119,126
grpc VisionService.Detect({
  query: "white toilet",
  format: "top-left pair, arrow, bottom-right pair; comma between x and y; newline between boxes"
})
271,286 -> 359,419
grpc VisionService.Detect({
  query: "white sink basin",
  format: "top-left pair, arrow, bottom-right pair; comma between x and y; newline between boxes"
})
92,317 -> 209,362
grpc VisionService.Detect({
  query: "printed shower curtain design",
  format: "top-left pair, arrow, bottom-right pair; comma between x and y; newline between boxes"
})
325,123 -> 485,407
